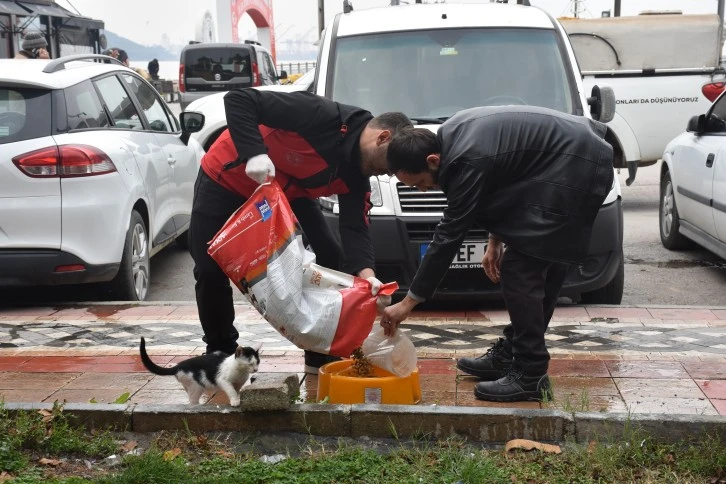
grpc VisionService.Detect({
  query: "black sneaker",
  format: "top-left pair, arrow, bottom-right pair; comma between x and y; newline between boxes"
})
474,368 -> 553,402
304,350 -> 341,375
456,338 -> 513,380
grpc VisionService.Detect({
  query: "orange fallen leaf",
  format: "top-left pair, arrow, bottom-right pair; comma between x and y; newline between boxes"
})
505,439 -> 561,454
120,441 -> 138,452
163,448 -> 182,461
38,458 -> 62,466
587,440 -> 597,454
215,450 -> 235,458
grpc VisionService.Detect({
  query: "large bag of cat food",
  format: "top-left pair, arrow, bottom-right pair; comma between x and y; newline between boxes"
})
207,181 -> 397,357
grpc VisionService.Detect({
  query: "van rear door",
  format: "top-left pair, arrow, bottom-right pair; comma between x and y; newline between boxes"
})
183,47 -> 253,92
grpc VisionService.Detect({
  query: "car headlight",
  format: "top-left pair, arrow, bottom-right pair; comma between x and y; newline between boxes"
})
318,178 -> 384,211
370,177 -> 383,207
319,194 -> 338,211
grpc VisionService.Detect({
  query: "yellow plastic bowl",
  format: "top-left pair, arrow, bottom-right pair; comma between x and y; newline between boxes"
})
317,359 -> 421,405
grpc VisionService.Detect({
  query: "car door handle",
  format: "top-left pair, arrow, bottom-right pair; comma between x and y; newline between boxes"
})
167,155 -> 176,165
707,153 -> 715,168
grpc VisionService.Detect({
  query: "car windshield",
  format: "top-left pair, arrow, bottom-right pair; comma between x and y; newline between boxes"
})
185,48 -> 252,80
330,28 -> 577,121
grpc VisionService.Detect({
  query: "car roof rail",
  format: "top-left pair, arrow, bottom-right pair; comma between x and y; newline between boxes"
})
243,40 -> 262,46
42,54 -> 123,74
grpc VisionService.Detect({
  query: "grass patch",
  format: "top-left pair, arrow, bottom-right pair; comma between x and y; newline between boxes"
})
1,402 -> 725,483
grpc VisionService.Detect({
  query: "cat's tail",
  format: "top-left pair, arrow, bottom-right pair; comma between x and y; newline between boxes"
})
139,337 -> 177,376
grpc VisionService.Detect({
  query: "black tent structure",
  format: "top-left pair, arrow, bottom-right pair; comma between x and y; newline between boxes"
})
0,0 -> 105,59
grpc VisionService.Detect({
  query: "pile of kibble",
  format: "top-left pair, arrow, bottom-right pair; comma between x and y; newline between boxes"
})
350,347 -> 374,377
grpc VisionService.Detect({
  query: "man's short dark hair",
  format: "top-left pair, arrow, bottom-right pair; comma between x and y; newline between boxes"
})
387,128 -> 439,174
117,49 -> 129,63
369,112 -> 413,134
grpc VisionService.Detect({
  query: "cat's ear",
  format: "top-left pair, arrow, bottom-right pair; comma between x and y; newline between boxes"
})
252,343 -> 262,354
235,346 -> 244,358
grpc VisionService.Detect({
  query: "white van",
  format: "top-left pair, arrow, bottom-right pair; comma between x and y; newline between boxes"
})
314,1 -> 624,303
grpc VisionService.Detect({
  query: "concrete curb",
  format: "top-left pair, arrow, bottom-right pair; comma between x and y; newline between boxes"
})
4,301 -> 726,310
5,402 -> 725,444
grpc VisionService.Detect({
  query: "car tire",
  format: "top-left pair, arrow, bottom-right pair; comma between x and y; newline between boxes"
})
580,251 -> 624,305
111,210 -> 150,301
204,128 -> 227,152
659,170 -> 691,250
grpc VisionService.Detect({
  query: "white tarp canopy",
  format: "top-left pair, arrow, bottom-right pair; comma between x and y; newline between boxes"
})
561,14 -> 722,73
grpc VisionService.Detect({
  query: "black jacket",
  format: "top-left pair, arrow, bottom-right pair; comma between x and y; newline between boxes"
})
410,106 -> 614,300
201,89 -> 375,275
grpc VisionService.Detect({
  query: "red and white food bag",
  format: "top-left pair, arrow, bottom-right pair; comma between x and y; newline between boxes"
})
207,181 -> 397,357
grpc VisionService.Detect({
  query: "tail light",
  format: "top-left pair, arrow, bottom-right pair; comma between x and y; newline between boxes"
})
702,81 -> 725,102
252,62 -> 260,86
179,64 -> 185,93
12,145 -> 116,178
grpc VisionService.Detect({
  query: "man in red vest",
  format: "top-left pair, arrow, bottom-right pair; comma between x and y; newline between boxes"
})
190,89 -> 412,373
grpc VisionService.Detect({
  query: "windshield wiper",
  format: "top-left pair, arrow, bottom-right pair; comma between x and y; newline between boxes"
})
409,116 -> 450,125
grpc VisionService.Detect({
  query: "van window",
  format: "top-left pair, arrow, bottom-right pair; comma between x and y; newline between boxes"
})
331,28 -> 576,119
0,87 -> 51,144
185,47 -> 252,81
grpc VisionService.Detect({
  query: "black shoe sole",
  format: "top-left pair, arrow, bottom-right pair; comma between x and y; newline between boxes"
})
456,361 -> 508,380
473,387 -> 553,402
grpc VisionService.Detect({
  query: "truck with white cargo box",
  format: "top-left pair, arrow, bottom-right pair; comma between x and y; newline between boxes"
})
562,13 -> 725,185
314,1 -> 623,303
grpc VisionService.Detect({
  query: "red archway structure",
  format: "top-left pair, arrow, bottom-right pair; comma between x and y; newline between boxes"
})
231,0 -> 276,61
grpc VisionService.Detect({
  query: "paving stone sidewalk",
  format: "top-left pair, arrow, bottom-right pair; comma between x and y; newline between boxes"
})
1,302 -> 725,416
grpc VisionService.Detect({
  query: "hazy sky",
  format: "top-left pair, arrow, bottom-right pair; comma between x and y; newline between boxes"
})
55,0 -> 722,47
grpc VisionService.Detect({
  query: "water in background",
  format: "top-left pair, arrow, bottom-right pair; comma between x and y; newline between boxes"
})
130,60 -> 316,82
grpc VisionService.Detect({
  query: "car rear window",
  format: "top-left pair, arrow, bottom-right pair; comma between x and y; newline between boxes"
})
0,87 -> 51,144
184,47 -> 252,81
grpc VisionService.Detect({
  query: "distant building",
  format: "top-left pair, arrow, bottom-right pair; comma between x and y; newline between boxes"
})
0,0 -> 105,59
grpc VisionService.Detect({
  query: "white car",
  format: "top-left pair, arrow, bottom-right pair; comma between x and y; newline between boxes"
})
188,69 -> 314,151
0,54 -> 206,300
660,91 -> 726,259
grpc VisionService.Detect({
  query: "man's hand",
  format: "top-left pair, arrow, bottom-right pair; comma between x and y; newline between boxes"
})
245,154 -> 275,184
483,237 -> 504,284
380,296 -> 418,337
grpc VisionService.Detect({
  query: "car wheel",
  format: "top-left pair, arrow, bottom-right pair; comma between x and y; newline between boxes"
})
204,128 -> 227,152
580,251 -> 624,305
111,210 -> 150,301
659,170 -> 691,250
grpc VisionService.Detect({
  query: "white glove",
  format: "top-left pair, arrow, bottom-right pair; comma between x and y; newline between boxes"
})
366,276 -> 391,313
366,276 -> 382,296
245,154 -> 275,184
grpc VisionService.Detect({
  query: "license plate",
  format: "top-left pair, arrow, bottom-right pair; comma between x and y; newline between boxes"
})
420,242 -> 487,269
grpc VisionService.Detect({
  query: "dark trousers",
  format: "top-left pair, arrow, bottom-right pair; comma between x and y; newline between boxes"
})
189,169 -> 343,354
499,247 -> 569,375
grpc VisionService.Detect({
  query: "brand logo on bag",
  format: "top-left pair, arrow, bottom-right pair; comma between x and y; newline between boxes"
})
255,198 -> 272,221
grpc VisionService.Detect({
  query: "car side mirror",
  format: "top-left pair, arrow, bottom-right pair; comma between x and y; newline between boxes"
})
587,85 -> 616,123
279,70 -> 288,80
180,111 -> 205,145
687,114 -> 706,133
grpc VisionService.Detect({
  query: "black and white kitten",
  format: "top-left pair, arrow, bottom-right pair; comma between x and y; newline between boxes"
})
139,337 -> 260,406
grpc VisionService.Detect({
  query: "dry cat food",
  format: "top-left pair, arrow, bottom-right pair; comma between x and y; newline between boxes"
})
350,347 -> 374,377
